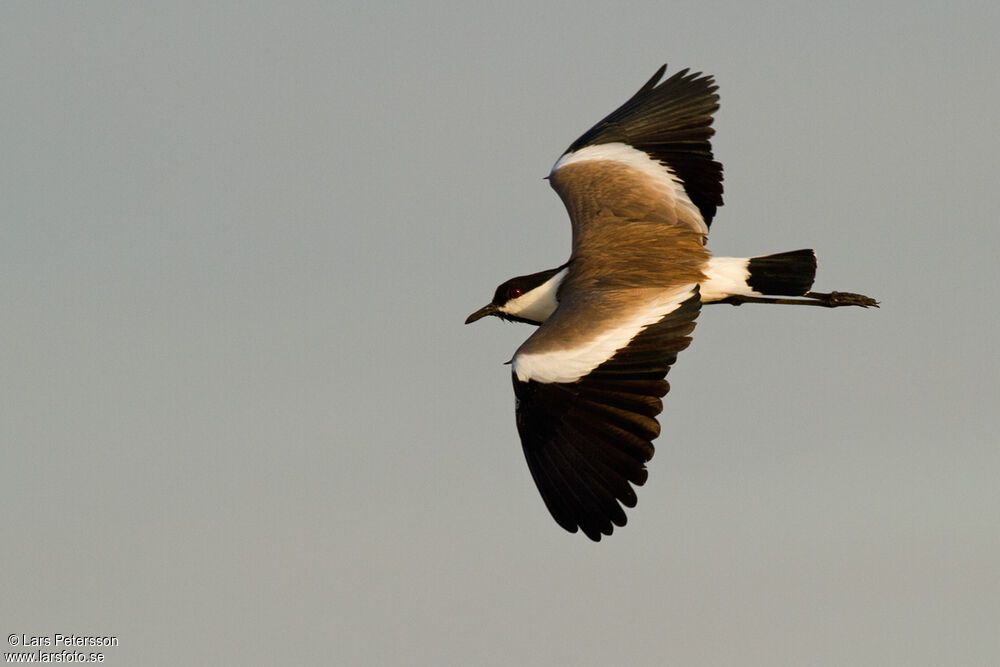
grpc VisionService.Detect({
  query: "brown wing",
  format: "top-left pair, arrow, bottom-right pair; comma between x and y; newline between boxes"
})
550,157 -> 709,297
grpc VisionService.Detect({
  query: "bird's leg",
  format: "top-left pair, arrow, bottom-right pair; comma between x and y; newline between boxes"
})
713,291 -> 879,308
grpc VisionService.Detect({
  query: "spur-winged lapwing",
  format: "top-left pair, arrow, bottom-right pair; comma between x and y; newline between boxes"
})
466,65 -> 877,541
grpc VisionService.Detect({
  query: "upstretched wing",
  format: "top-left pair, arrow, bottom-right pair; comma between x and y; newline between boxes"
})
556,65 -> 723,231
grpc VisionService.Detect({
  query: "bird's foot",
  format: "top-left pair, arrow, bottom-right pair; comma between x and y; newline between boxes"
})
803,291 -> 880,308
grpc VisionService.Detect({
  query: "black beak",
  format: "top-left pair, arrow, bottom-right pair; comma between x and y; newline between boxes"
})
465,303 -> 498,324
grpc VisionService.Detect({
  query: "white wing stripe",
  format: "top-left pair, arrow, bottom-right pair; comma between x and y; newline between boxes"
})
552,142 -> 707,236
512,285 -> 697,384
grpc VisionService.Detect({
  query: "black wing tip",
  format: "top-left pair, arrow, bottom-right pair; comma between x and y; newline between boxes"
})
642,63 -> 715,87
639,64 -> 668,92
648,64 -> 718,94
560,64 -> 724,225
516,376 -> 661,542
579,510 -> 630,542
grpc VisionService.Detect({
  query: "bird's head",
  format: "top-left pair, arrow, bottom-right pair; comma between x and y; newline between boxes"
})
464,265 -> 568,326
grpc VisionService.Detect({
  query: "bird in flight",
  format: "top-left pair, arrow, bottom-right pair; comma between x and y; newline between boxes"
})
465,65 -> 878,541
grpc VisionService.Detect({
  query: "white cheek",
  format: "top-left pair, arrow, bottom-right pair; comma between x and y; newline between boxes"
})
501,268 -> 567,323
506,291 -> 557,322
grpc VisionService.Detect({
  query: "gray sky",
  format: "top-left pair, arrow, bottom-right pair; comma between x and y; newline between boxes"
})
3,2 -> 998,665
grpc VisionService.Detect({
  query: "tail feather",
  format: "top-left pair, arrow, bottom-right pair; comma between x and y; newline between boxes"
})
747,249 -> 816,296
700,249 -> 817,302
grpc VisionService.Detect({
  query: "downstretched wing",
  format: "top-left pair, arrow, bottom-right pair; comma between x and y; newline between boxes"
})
512,286 -> 701,541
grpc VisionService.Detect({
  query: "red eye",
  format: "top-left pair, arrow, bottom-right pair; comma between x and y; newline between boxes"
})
508,287 -> 523,299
